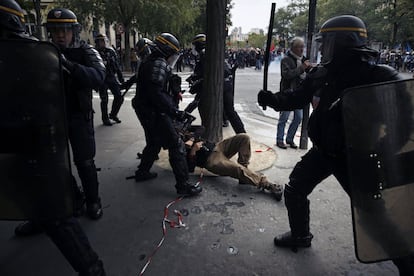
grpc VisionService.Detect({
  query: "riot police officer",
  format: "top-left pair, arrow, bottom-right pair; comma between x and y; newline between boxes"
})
186,34 -> 246,134
258,15 -> 414,274
134,33 -> 202,196
121,37 -> 155,92
0,2 -> 106,275
44,8 -> 105,220
95,33 -> 125,126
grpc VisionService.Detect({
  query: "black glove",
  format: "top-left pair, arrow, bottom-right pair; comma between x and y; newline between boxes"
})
61,54 -> 75,72
257,89 -> 274,110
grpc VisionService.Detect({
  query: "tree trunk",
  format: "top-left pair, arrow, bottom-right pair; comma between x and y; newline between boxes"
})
199,0 -> 226,143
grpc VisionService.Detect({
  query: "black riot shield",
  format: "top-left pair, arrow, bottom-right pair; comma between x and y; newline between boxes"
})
342,79 -> 414,263
0,40 -> 73,220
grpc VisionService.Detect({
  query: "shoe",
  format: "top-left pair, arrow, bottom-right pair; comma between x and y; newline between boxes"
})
274,231 -> 313,248
287,141 -> 298,149
134,170 -> 158,182
262,182 -> 283,201
79,260 -> 106,276
276,141 -> 287,149
109,114 -> 121,123
102,119 -> 112,126
74,198 -> 86,217
14,221 -> 43,237
175,182 -> 202,196
86,200 -> 103,220
137,152 -> 159,160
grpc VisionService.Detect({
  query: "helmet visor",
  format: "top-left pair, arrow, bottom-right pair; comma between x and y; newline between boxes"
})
315,32 -> 336,65
167,53 -> 180,68
48,25 -> 74,49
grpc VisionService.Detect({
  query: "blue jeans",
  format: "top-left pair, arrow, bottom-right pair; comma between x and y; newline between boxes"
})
276,109 -> 303,143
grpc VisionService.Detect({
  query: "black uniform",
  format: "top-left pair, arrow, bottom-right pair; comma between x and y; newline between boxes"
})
259,54 -> 414,275
186,52 -> 246,134
135,52 -> 191,189
63,42 -> 106,216
97,46 -> 124,124
1,3 -> 106,275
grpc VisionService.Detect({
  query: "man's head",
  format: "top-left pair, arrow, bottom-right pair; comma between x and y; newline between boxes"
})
95,33 -> 108,50
191,34 -> 206,56
0,0 -> 25,38
289,37 -> 305,57
315,15 -> 377,66
46,8 -> 81,50
135,38 -> 153,59
154,33 -> 180,67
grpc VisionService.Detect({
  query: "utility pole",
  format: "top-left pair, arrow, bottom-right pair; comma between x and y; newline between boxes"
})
299,0 -> 317,149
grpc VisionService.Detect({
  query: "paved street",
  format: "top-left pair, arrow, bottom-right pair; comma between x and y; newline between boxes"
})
0,63 -> 407,275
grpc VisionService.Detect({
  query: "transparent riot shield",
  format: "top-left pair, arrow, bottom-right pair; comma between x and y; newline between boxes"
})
342,79 -> 414,263
0,40 -> 73,220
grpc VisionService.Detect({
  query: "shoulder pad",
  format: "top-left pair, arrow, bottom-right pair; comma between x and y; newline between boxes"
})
371,64 -> 404,82
151,58 -> 168,85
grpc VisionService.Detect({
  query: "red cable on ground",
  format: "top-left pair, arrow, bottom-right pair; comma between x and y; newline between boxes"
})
255,147 -> 272,152
138,169 -> 204,276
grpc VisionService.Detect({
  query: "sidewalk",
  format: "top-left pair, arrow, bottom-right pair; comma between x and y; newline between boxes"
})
0,88 -> 399,276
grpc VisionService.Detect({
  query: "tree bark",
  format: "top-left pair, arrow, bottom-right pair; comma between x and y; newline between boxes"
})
199,0 -> 226,143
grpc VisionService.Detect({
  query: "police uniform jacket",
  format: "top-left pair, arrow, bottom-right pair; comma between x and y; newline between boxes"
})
63,43 -> 106,113
267,56 -> 402,156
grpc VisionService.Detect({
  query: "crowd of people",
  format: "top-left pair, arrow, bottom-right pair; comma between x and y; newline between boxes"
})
1,0 -> 413,275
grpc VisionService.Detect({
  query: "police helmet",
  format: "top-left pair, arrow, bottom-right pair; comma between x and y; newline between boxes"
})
192,34 -> 206,53
135,38 -> 153,59
315,15 -> 376,65
0,0 -> 25,34
46,8 -> 81,48
95,33 -> 109,48
154,33 -> 180,58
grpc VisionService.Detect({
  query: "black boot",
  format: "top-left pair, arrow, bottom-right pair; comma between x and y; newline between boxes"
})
86,199 -> 103,220
109,114 -> 121,124
175,182 -> 202,196
14,221 -> 43,237
134,170 -> 158,182
274,184 -> 312,251
274,231 -> 313,248
101,102 -> 112,126
79,260 -> 106,276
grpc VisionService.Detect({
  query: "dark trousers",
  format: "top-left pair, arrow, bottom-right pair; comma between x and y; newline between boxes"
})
135,105 -> 189,185
223,81 -> 246,134
98,76 -> 124,120
285,147 -> 414,275
41,217 -> 103,274
68,112 -> 99,204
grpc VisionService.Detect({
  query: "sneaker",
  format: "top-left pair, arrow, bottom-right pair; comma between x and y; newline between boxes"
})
134,170 -> 158,182
276,141 -> 287,149
263,182 -> 283,201
109,114 -> 121,123
175,182 -> 202,196
274,231 -> 313,248
86,200 -> 103,220
287,141 -> 298,149
14,221 -> 43,237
